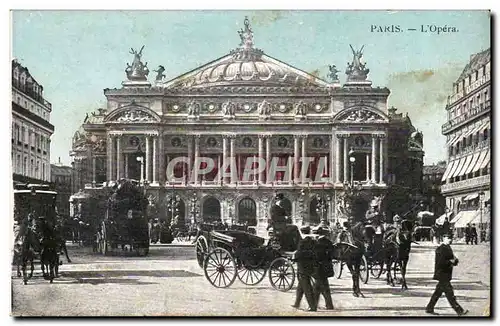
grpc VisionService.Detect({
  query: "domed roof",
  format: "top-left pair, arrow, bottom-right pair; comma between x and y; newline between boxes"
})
163,17 -> 330,89
192,54 -> 300,86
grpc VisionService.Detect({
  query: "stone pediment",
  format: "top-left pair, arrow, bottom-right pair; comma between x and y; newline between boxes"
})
334,107 -> 388,123
104,103 -> 161,124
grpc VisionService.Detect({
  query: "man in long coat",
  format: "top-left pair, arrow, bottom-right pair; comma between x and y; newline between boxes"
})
292,236 -> 317,311
313,227 -> 334,310
426,233 -> 468,316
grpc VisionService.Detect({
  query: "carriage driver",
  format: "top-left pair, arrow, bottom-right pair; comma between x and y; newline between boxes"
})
267,193 -> 291,246
365,204 -> 382,252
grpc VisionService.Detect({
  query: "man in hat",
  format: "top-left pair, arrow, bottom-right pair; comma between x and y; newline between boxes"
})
268,194 -> 289,238
313,227 -> 335,310
292,236 -> 317,311
470,223 -> 478,245
464,223 -> 472,245
426,233 -> 468,316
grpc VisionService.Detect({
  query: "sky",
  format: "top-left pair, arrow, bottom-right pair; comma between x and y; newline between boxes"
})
11,10 -> 491,166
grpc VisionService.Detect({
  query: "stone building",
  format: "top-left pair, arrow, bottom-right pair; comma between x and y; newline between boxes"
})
51,158 -> 73,216
11,59 -> 54,184
422,161 -> 447,220
70,18 -> 423,234
440,48 -> 491,230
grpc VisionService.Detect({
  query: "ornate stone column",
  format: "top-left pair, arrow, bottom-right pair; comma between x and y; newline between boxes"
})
379,135 -> 385,184
230,135 -> 235,184
116,135 -> 121,180
92,156 -> 96,185
343,136 -> 348,183
301,135 -> 307,183
194,134 -> 200,185
187,136 -> 193,184
329,135 -> 334,184
258,135 -> 264,184
265,135 -> 271,184
335,135 -> 341,183
145,135 -> 151,182
366,153 -> 370,181
125,154 -> 129,179
158,134 -> 165,184
222,136 -> 228,185
153,135 -> 158,184
293,135 -> 300,183
107,134 -> 114,181
371,135 -> 377,183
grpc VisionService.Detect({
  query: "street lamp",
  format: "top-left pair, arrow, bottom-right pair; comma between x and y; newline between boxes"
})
136,156 -> 144,184
349,156 -> 356,185
478,190 -> 485,242
190,195 -> 199,224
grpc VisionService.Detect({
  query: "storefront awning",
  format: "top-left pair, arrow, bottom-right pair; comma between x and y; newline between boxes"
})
450,157 -> 466,178
441,160 -> 457,181
450,211 -> 464,224
456,154 -> 474,178
447,133 -> 462,146
470,209 -> 490,225
454,210 -> 480,228
436,212 -> 453,225
464,193 -> 479,201
479,150 -> 490,169
471,150 -> 488,173
464,151 -> 482,175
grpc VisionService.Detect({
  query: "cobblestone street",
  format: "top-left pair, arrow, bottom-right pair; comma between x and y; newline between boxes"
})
11,242 -> 490,317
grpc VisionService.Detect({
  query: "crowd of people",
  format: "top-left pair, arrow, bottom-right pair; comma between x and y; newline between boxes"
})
264,193 -> 470,315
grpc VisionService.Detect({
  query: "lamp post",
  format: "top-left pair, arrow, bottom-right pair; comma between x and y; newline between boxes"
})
190,194 -> 199,225
136,156 -> 144,184
299,189 -> 305,224
478,190 -> 485,242
349,156 -> 356,185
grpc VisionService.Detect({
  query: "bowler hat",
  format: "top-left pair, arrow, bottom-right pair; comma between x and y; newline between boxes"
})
275,193 -> 284,200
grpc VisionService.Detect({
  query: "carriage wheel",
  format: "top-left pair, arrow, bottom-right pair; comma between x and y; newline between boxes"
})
268,257 -> 295,292
203,248 -> 237,288
370,261 -> 384,279
359,255 -> 369,284
333,259 -> 343,279
237,264 -> 266,286
196,236 -> 208,268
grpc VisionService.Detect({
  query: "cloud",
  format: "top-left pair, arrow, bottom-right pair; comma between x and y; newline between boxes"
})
249,11 -> 287,27
386,63 -> 465,164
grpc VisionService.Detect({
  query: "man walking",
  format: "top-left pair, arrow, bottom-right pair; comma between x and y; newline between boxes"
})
471,224 -> 478,245
426,233 -> 468,316
464,223 -> 472,245
292,237 -> 317,311
313,227 -> 334,310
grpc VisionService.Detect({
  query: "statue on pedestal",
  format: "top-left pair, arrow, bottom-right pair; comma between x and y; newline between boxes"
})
125,46 -> 150,81
345,45 -> 370,82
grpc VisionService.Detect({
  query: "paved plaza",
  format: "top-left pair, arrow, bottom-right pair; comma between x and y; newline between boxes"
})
11,242 -> 490,317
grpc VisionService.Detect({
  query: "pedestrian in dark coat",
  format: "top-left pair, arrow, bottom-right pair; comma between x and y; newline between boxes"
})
292,237 -> 317,311
471,224 -> 478,244
313,227 -> 334,310
464,223 -> 472,245
426,233 -> 468,316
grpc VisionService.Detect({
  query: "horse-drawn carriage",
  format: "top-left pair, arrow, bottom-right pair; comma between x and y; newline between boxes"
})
195,223 -> 299,291
96,180 -> 150,256
13,183 -> 63,284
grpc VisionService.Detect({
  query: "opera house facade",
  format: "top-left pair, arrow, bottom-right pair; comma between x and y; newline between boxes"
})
71,18 -> 424,233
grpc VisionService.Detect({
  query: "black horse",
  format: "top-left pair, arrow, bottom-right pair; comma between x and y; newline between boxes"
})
38,218 -> 60,283
383,219 -> 414,290
331,221 -> 367,297
40,236 -> 59,283
14,227 -> 37,285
